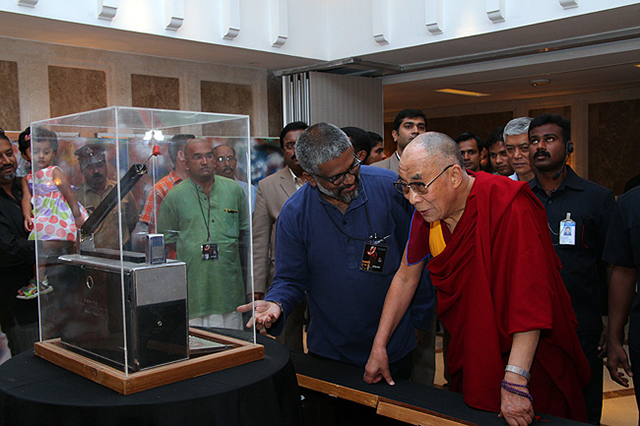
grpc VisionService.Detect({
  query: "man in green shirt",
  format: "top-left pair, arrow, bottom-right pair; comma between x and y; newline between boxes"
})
158,138 -> 249,329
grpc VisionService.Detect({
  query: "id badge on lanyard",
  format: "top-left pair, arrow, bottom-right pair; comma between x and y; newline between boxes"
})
202,242 -> 219,260
360,240 -> 387,273
559,212 -> 576,246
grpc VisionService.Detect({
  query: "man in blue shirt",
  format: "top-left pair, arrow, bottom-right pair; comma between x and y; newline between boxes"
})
239,122 -> 433,372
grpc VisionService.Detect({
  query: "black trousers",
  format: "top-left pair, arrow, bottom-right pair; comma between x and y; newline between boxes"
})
579,333 -> 603,425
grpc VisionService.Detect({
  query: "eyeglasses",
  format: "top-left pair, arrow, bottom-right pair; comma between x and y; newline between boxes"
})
216,155 -> 236,163
393,164 -> 455,195
315,156 -> 361,186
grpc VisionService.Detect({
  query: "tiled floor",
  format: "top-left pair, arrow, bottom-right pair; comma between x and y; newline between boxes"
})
602,349 -> 638,426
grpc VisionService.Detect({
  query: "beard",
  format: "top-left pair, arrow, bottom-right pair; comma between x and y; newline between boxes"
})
0,171 -> 15,182
315,175 -> 360,204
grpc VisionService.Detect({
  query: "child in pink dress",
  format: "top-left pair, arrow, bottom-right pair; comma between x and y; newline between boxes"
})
18,129 -> 88,299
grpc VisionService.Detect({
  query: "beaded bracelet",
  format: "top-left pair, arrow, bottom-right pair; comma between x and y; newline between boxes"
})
502,379 -> 528,389
270,300 -> 284,312
501,380 -> 533,403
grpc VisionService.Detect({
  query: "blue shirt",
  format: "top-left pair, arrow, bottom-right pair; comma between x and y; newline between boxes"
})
266,165 -> 433,367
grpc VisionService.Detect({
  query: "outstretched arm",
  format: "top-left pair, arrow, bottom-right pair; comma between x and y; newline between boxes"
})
500,330 -> 539,426
606,264 -> 637,387
52,166 -> 85,229
237,300 -> 282,330
21,177 -> 33,232
364,250 -> 424,386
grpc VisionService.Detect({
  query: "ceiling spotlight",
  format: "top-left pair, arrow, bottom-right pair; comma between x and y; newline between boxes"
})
530,79 -> 551,87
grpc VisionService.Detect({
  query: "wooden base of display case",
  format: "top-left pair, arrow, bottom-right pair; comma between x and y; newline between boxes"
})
34,327 -> 264,395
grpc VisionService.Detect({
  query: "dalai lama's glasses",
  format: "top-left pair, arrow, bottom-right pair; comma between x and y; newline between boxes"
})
393,164 -> 455,195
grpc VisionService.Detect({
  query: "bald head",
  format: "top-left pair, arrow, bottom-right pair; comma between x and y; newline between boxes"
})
403,132 -> 464,170
399,132 -> 472,230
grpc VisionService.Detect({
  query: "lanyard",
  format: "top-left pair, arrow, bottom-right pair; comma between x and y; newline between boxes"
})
193,181 -> 211,241
321,200 -> 389,244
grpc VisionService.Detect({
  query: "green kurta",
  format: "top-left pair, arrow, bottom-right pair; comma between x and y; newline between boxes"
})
158,176 -> 249,317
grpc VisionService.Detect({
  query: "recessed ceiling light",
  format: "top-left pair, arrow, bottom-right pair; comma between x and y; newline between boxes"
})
435,88 -> 489,97
530,78 -> 551,87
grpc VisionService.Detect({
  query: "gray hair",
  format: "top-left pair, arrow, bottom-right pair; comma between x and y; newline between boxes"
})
408,132 -> 464,168
295,123 -> 353,175
503,117 -> 533,141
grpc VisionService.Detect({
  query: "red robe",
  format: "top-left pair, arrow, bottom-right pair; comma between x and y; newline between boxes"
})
407,172 -> 589,422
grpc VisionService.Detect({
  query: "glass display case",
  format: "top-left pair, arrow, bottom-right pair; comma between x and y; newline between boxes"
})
30,107 -> 256,377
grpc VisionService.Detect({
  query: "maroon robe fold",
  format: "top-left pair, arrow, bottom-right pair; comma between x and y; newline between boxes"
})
407,172 -> 589,422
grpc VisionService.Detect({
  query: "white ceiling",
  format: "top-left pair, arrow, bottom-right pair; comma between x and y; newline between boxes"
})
1,4 -> 639,120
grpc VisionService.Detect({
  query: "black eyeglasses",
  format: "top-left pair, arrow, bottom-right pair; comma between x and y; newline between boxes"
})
393,164 -> 454,195
315,156 -> 361,186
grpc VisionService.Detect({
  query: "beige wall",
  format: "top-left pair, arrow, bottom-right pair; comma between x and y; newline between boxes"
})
0,37 -> 273,137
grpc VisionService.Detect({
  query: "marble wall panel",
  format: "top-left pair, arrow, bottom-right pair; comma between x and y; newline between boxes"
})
48,66 -> 107,118
131,74 -> 180,110
588,99 -> 640,195
201,81 -> 254,135
0,60 -> 21,131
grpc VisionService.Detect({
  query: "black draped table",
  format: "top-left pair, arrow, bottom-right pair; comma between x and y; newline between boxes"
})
0,329 -> 302,426
292,352 -> 589,426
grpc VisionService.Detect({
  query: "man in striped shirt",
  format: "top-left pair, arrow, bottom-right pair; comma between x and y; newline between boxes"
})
138,134 -> 194,233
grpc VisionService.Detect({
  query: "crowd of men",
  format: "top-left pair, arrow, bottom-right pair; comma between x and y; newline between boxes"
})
1,109 -> 638,426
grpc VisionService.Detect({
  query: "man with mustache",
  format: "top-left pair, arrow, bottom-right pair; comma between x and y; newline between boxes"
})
212,144 -> 257,213
528,114 -> 614,425
159,138 -> 249,329
504,117 -> 535,182
372,108 -> 427,174
0,130 -> 38,355
239,123 -> 433,375
74,144 -> 138,250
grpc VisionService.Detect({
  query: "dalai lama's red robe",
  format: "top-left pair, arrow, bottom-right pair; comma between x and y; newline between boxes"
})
407,172 -> 589,422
